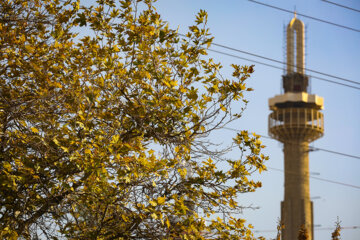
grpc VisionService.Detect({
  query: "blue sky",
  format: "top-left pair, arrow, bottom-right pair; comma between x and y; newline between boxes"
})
153,0 -> 360,239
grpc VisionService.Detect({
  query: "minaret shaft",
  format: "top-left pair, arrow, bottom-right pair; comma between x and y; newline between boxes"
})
281,141 -> 313,240
284,142 -> 309,201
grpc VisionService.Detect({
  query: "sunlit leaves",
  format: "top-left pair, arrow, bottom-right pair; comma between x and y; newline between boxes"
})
0,0 -> 267,239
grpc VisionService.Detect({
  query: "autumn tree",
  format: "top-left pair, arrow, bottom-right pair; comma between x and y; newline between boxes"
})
297,225 -> 310,240
0,0 -> 267,239
331,219 -> 341,240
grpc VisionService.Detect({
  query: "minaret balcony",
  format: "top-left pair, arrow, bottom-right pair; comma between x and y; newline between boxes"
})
268,107 -> 324,143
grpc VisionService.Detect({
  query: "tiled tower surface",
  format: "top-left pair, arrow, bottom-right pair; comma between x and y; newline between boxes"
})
268,14 -> 324,240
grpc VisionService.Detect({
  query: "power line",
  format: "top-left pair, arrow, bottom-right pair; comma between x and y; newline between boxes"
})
269,166 -> 319,176
247,0 -> 360,33
268,167 -> 360,190
206,48 -> 360,90
254,226 -> 360,233
310,175 -> 360,189
309,147 -> 360,159
220,126 -> 360,160
321,0 -> 360,13
178,33 -> 360,90
209,42 -> 360,86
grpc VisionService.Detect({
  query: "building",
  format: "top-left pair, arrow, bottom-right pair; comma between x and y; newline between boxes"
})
268,13 -> 325,240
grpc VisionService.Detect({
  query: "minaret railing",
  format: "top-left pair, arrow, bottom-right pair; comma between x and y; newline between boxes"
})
268,108 -> 324,142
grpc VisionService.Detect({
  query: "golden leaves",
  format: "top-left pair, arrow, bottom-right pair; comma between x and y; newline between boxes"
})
157,196 -> 166,205
0,0 -> 267,239
30,127 -> 39,133
149,200 -> 157,207
178,168 -> 187,179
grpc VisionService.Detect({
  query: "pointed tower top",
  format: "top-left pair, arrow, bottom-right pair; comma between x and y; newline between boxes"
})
289,11 -> 303,28
286,10 -> 306,84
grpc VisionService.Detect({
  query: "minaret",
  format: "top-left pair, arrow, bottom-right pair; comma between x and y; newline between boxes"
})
268,14 -> 324,240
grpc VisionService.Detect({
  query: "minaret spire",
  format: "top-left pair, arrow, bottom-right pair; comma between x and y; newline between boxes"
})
286,14 -> 305,75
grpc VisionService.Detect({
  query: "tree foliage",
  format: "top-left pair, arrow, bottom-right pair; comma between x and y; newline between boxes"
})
0,0 -> 268,239
331,219 -> 341,240
297,225 -> 309,240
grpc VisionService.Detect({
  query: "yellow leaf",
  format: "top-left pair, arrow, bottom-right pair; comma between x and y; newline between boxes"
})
220,104 -> 227,112
121,215 -> 128,222
149,200 -> 157,207
111,135 -> 119,144
31,127 -> 39,133
52,81 -> 62,88
178,168 -> 187,178
54,41 -> 62,48
53,138 -> 60,145
3,162 -> 12,172
157,196 -> 166,205
163,80 -> 171,88
61,146 -> 69,153
25,45 -> 34,53
174,146 -> 180,153
229,198 -> 237,208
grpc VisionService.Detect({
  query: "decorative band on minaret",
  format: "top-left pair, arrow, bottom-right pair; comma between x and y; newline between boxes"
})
268,13 -> 324,240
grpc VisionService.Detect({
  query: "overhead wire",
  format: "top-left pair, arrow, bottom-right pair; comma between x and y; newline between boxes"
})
268,167 -> 360,190
247,0 -> 360,33
254,226 -> 360,233
206,48 -> 360,90
209,41 -> 360,86
178,34 -> 360,90
310,175 -> 360,189
309,147 -> 360,159
220,126 -> 360,160
218,126 -> 360,189
321,0 -> 360,13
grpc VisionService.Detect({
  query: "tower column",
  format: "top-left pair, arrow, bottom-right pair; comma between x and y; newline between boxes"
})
281,141 -> 313,240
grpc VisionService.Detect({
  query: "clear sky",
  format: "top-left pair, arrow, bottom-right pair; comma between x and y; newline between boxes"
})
153,0 -> 360,239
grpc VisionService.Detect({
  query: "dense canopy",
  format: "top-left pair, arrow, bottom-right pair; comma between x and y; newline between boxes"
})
0,0 -> 267,239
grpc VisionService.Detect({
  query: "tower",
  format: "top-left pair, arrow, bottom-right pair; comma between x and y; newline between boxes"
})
268,14 -> 324,240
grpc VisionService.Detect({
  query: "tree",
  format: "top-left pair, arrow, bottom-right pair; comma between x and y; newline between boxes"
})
331,219 -> 341,240
0,0 -> 267,239
297,225 -> 309,240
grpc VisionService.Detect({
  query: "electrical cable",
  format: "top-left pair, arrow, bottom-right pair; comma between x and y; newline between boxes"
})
268,166 -> 319,176
254,226 -> 360,233
309,147 -> 360,159
268,167 -> 360,190
206,48 -> 360,90
220,126 -> 360,160
310,175 -> 360,189
179,33 -> 360,86
178,33 -> 360,90
321,0 -> 360,13
209,42 -> 360,86
247,0 -> 360,33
